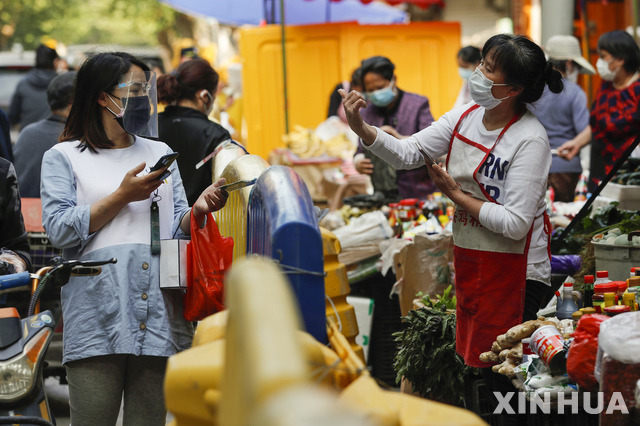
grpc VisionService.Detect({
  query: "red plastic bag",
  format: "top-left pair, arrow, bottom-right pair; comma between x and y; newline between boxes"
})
566,313 -> 609,391
183,211 -> 233,321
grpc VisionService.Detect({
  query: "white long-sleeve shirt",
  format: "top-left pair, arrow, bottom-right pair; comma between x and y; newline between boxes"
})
365,103 -> 552,284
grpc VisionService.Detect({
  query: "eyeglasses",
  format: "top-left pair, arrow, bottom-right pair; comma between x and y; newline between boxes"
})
115,80 -> 152,96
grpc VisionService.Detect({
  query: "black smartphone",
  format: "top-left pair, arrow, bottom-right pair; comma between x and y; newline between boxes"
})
150,152 -> 179,173
415,143 -> 436,166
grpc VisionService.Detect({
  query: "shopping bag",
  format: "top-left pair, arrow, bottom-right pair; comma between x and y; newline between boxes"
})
183,210 -> 234,321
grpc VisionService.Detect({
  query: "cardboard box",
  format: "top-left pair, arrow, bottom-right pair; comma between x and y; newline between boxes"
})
160,239 -> 189,289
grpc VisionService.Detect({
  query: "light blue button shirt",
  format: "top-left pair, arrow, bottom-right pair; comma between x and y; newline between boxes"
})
40,138 -> 193,364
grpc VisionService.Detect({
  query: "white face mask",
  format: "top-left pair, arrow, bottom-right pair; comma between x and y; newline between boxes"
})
468,68 -> 510,110
200,90 -> 214,116
566,67 -> 579,84
596,58 -> 617,81
458,67 -> 473,81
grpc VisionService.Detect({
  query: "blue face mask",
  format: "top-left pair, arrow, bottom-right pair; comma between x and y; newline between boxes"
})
367,82 -> 396,107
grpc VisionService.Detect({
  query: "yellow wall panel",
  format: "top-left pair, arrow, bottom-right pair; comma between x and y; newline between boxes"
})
241,22 -> 461,160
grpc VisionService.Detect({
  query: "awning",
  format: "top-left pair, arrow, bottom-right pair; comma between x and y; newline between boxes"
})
316,0 -> 445,8
160,0 -> 408,26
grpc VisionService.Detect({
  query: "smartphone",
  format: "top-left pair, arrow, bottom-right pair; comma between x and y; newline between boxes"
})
150,152 -> 179,173
415,143 -> 436,166
219,178 -> 257,193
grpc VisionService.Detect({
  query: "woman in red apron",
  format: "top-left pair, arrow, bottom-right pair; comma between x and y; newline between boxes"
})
341,34 -> 563,419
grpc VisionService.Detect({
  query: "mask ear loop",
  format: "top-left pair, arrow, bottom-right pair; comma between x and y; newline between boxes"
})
105,93 -> 125,118
200,90 -> 213,115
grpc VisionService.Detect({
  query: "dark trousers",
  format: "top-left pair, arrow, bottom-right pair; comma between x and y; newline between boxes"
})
480,280 -> 550,425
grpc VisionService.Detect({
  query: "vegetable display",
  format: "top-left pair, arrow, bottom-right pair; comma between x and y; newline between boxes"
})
610,158 -> 640,185
393,307 -> 479,405
479,317 -> 573,378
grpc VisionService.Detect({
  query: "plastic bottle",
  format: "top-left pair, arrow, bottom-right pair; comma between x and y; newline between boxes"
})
556,283 -> 579,320
583,275 -> 595,308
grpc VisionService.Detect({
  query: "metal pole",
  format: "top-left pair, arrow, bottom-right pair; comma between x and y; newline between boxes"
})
280,0 -> 290,133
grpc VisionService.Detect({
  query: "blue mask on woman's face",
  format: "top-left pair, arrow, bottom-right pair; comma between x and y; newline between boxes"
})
367,82 -> 396,107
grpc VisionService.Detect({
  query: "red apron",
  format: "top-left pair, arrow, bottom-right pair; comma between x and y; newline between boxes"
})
446,104 -> 533,368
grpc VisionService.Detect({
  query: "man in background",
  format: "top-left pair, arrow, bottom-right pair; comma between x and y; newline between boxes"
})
9,43 -> 63,130
14,71 -> 76,198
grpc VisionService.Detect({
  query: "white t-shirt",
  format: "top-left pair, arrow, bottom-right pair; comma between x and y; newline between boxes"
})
366,103 -> 552,284
50,137 -> 176,256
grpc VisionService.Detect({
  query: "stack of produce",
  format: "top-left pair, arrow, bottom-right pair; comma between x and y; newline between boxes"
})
282,125 -> 353,159
479,317 -> 573,378
610,158 -> 640,185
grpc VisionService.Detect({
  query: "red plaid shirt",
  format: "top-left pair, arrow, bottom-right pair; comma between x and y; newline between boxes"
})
590,80 -> 640,175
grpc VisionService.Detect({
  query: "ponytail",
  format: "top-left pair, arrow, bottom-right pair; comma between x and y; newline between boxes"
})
157,74 -> 181,104
544,61 -> 564,94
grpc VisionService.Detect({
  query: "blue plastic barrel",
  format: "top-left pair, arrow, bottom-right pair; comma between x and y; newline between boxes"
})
247,165 -> 327,343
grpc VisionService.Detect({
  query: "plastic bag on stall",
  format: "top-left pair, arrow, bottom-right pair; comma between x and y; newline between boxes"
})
595,312 -> 640,426
332,210 -> 393,250
566,314 -> 608,391
183,211 -> 234,322
550,254 -> 582,276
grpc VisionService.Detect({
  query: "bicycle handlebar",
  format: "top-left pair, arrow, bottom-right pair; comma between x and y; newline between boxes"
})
0,271 -> 31,291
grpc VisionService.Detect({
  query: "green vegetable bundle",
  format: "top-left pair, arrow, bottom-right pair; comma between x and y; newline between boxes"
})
393,307 -> 479,406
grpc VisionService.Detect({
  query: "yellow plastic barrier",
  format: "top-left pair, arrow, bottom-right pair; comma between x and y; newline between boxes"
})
213,155 -> 269,260
164,257 -> 487,426
240,22 -> 461,159
321,227 -> 364,362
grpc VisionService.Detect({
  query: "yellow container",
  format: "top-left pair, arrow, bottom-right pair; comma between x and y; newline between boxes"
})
213,155 -> 269,260
321,227 -> 364,362
240,21 -> 461,159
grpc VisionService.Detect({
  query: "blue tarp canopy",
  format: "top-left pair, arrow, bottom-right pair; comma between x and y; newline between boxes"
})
161,0 -> 407,26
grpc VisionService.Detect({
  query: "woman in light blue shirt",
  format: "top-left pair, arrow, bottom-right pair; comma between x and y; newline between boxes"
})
40,52 -> 227,426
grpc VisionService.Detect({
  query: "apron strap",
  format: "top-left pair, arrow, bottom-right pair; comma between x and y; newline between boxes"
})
446,104 -> 480,169
472,111 -> 524,202
543,211 -> 553,259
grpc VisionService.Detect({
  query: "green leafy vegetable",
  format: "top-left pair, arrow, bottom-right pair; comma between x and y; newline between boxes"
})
393,307 -> 479,405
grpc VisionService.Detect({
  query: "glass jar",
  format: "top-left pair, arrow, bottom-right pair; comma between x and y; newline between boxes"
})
604,292 -> 617,308
612,281 -> 628,305
398,199 -> 418,222
593,282 -> 619,313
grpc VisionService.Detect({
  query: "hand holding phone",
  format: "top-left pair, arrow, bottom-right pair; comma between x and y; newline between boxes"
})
150,152 -> 179,173
415,143 -> 436,166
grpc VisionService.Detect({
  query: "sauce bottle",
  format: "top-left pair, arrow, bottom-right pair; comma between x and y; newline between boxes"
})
583,275 -> 595,308
556,282 -> 579,320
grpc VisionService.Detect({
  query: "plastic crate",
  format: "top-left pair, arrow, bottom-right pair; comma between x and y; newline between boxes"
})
600,183 -> 640,210
593,241 -> 640,281
28,232 -> 62,270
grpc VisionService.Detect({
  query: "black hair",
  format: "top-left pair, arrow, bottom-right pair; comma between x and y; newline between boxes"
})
482,34 -> 563,107
157,58 -> 219,104
350,67 -> 362,89
360,56 -> 395,82
60,52 -> 150,152
47,71 -> 76,111
35,44 -> 59,70
457,46 -> 481,65
598,30 -> 640,74
549,59 -> 568,74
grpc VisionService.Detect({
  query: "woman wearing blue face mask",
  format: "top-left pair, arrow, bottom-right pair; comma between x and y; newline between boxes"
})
353,55 -> 436,201
453,46 -> 481,108
341,34 -> 562,419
